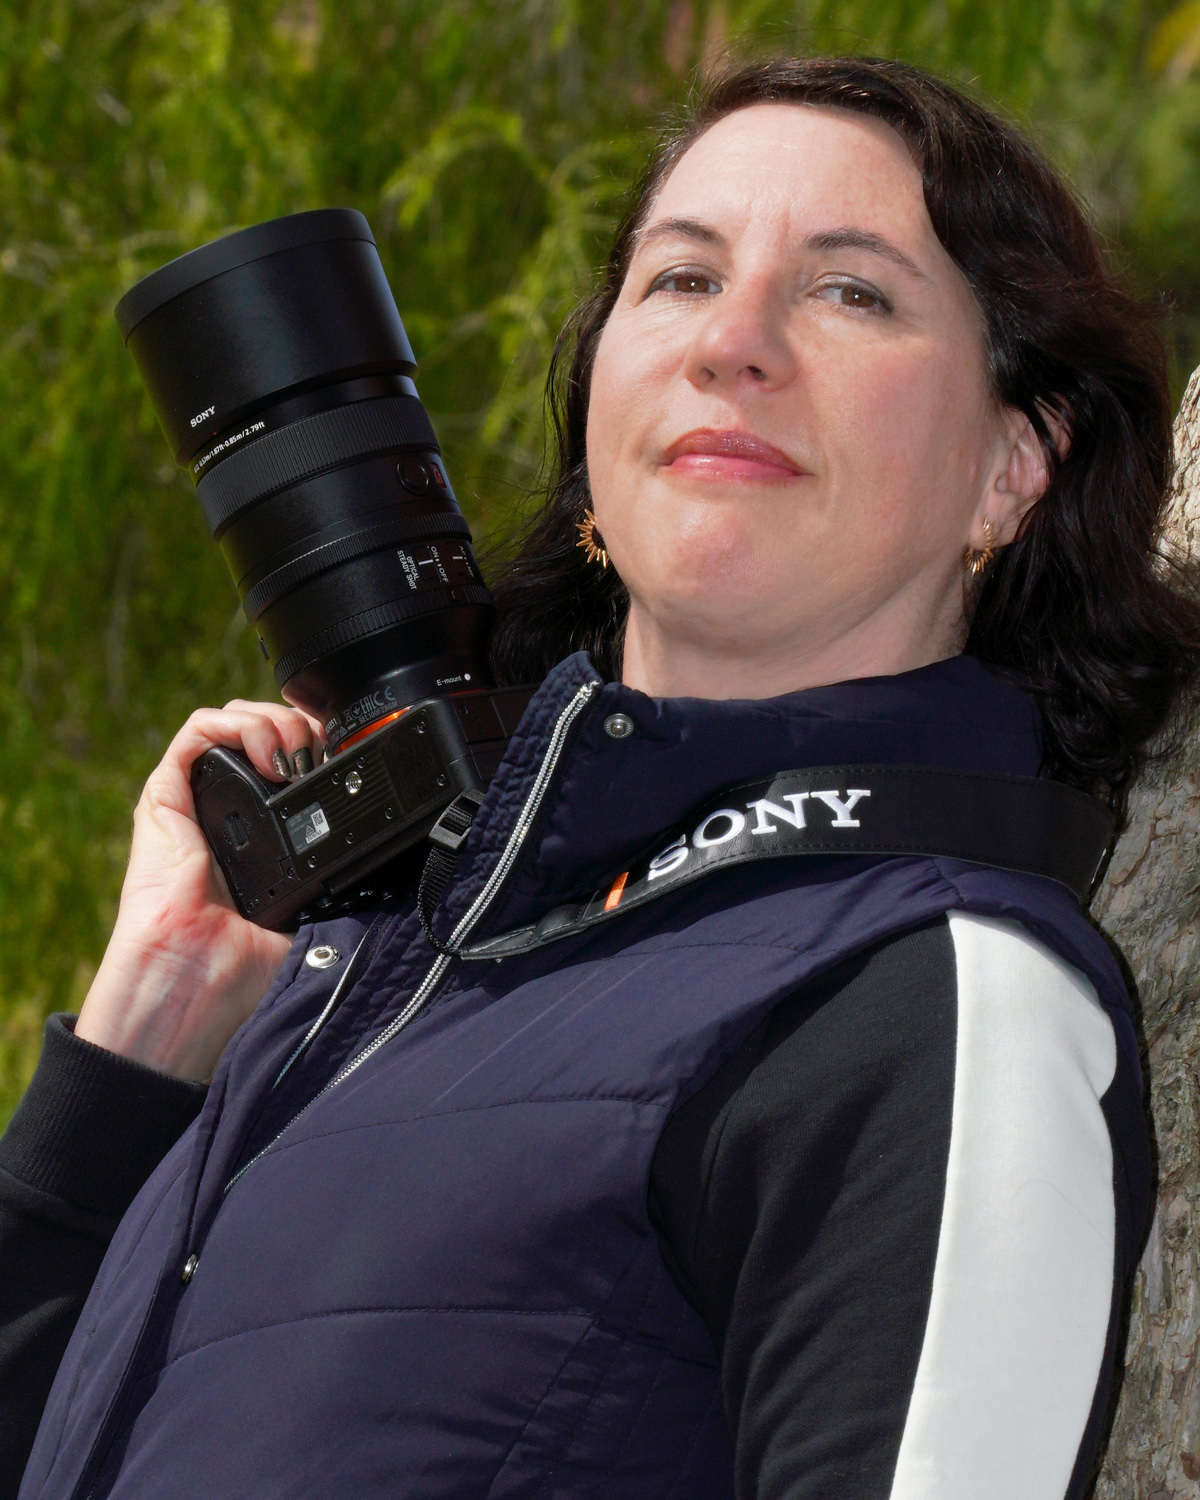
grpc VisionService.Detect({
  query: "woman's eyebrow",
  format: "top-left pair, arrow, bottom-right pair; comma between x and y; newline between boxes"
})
805,227 -> 928,279
634,216 -> 726,252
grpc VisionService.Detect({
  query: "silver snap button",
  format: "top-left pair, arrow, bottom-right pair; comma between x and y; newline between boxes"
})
345,770 -> 363,795
181,1254 -> 199,1284
305,944 -> 340,970
603,713 -> 634,740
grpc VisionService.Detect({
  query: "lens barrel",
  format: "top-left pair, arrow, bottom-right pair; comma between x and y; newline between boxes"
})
115,209 -> 494,750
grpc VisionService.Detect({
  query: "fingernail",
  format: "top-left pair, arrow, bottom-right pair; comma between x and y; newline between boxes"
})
292,746 -> 314,777
272,749 -> 292,780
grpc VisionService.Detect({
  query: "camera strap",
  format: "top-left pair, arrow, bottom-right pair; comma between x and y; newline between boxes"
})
419,765 -> 1114,963
418,786 -> 487,955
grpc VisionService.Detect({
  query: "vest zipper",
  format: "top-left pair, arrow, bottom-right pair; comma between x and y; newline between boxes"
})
223,676 -> 600,1193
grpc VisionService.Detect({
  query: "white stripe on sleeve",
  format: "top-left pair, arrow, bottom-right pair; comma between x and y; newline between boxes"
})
889,911 -> 1118,1500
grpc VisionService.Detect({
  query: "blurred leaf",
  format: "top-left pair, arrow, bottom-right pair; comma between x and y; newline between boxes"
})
383,109 -> 537,227
1150,0 -> 1200,82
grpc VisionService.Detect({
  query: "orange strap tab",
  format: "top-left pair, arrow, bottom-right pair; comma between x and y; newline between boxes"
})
604,871 -> 629,911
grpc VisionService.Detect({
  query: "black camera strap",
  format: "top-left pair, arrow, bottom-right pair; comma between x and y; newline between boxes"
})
418,786 -> 487,955
420,765 -> 1113,963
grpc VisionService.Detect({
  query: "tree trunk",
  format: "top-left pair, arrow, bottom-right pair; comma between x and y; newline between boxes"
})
1094,366 -> 1200,1496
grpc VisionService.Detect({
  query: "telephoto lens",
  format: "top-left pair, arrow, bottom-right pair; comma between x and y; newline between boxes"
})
115,209 -> 494,751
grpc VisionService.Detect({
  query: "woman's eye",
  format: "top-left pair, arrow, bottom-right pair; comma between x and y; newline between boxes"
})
651,271 -> 720,296
816,281 -> 889,313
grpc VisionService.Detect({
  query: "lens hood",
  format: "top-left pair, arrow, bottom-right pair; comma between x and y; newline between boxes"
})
115,208 -> 417,467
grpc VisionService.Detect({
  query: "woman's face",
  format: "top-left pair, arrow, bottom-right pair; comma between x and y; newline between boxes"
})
586,104 -> 1042,698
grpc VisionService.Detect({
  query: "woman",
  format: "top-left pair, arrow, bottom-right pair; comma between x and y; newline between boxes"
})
3,56 -> 1196,1500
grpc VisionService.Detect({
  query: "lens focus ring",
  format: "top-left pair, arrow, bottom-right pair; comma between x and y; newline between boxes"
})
272,582 -> 492,685
241,511 -> 471,622
195,395 -> 439,535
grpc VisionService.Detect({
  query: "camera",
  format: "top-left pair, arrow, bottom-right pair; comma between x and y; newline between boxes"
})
115,209 -> 532,930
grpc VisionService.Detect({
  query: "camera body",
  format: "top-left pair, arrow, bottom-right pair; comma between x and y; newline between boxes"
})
193,686 -> 531,930
116,209 -> 531,928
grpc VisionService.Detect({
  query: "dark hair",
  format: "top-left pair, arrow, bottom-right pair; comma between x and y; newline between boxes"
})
488,55 -> 1200,800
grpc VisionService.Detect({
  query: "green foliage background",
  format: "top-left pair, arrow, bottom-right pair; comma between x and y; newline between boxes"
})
1,0 -> 1199,1117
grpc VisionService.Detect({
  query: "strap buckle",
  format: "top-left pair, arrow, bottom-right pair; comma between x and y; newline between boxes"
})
428,786 -> 486,855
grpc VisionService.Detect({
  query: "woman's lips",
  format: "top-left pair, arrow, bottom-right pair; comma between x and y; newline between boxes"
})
660,428 -> 807,482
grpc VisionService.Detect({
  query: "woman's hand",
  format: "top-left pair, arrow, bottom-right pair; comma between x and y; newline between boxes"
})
76,701 -> 324,1082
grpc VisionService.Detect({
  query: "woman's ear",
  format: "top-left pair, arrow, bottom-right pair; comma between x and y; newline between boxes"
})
973,403 -> 1071,550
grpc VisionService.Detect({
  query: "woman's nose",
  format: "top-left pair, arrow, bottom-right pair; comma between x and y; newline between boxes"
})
683,281 -> 796,391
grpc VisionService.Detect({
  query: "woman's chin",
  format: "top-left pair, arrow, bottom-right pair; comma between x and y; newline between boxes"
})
625,577 -> 801,647
617,536 -> 782,604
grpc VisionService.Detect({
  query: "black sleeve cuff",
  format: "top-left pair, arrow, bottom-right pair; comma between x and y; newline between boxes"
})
0,1015 -> 207,1219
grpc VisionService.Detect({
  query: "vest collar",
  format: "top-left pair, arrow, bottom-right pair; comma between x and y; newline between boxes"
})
435,651 -> 1042,942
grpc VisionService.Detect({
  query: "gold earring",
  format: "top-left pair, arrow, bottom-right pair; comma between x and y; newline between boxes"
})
964,516 -> 997,580
576,509 -> 609,569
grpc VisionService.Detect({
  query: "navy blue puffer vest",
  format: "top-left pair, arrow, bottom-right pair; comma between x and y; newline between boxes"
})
21,654 -> 1136,1500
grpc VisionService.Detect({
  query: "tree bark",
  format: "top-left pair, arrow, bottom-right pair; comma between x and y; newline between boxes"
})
1094,366 -> 1200,1496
